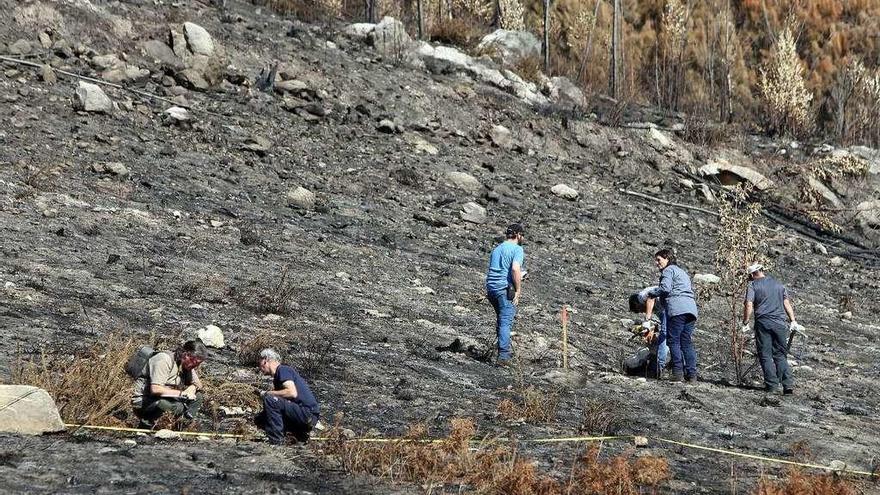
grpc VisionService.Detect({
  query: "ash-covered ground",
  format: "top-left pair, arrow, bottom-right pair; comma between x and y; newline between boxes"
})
1,1 -> 879,493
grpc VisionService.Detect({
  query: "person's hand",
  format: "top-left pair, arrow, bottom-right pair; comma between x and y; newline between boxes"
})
740,323 -> 751,334
253,388 -> 267,398
180,385 -> 197,400
513,292 -> 520,306
790,321 -> 803,332
641,321 -> 653,330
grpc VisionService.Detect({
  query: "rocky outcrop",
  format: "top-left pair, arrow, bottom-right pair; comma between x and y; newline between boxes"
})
699,159 -> 773,190
476,30 -> 541,66
0,385 -> 65,435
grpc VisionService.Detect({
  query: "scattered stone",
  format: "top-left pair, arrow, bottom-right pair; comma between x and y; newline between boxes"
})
406,134 -> 438,155
287,186 -> 316,210
445,171 -> 482,193
841,311 -> 852,320
163,106 -> 191,123
476,30 -> 541,66
489,124 -> 513,150
376,119 -> 399,134
363,309 -> 391,318
102,65 -> 150,84
74,82 -> 113,113
140,40 -> 182,69
8,39 -> 33,56
699,184 -> 715,203
633,436 -> 649,447
460,202 -> 487,224
39,64 -> 56,85
344,23 -> 376,40
183,22 -> 215,57
274,79 -> 310,94
219,406 -> 246,416
123,439 -> 137,447
547,76 -> 585,108
241,136 -> 272,155
807,177 -> 843,208
693,273 -> 721,284
197,324 -> 225,348
104,162 -> 129,177
91,54 -> 122,70
341,428 -> 357,439
813,243 -> 828,255
154,429 -> 181,440
551,183 -> 579,200
829,256 -> 844,267
210,220 -> 224,228
647,127 -> 673,149
38,32 -> 52,49
828,460 -> 846,471
0,385 -> 65,435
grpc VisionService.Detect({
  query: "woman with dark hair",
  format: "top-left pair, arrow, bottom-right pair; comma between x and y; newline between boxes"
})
646,249 -> 699,382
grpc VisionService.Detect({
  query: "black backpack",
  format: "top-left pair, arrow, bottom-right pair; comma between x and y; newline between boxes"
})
125,345 -> 159,379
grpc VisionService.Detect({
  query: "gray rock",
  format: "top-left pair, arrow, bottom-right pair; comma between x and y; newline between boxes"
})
551,183 -> 578,200
547,76 -> 585,108
829,256 -> 845,267
699,160 -> 773,190
841,311 -> 853,320
828,460 -> 846,471
445,171 -> 482,193
699,184 -> 716,203
38,32 -> 52,49
8,39 -> 33,56
647,127 -> 674,149
274,79 -> 310,94
164,106 -> 191,123
807,177 -> 843,208
692,273 -> 721,284
376,119 -> 399,134
197,324 -> 225,348
460,202 -> 487,224
91,54 -> 121,70
183,22 -> 214,56
0,385 -> 65,435
242,136 -> 272,155
154,429 -> 181,440
102,65 -> 150,84
368,17 -> 410,57
476,30 -> 541,65
40,64 -> 57,85
343,23 -> 376,40
178,68 -> 210,91
74,82 -> 113,113
813,243 -> 828,255
140,40 -> 183,69
105,162 -> 130,177
287,186 -> 316,210
489,125 -> 513,149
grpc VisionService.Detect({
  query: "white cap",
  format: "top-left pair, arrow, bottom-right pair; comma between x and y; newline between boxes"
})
746,263 -> 763,274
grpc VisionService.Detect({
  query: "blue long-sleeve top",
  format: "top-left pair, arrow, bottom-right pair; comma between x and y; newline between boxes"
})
647,264 -> 698,318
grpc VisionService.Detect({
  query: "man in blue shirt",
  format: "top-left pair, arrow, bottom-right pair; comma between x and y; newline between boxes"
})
485,223 -> 526,364
254,348 -> 321,444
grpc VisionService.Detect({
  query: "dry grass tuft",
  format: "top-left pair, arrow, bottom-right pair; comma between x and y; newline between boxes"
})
15,334 -> 139,427
511,54 -> 545,84
497,385 -> 558,424
579,397 -> 622,435
429,17 -> 483,48
752,468 -> 859,495
794,154 -> 869,232
237,329 -> 278,367
324,419 -> 671,494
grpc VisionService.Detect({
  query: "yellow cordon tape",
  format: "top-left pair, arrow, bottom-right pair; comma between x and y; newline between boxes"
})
64,424 -> 878,478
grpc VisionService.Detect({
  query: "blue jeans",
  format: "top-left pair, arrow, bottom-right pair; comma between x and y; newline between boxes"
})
256,395 -> 317,444
655,311 -> 668,374
666,313 -> 697,377
487,289 -> 515,360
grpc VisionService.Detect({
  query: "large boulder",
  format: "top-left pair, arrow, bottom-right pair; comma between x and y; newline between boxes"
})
368,17 -> 411,57
856,200 -> 880,239
445,171 -> 482,193
0,385 -> 65,435
139,40 -> 183,69
699,160 -> 773,190
547,76 -> 585,108
197,324 -> 225,348
287,186 -> 316,210
551,183 -> 579,200
74,82 -> 113,113
460,202 -> 487,224
344,23 -> 376,40
183,22 -> 214,57
477,30 -> 541,66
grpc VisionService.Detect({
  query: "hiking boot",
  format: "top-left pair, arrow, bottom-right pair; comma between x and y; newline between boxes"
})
495,359 -> 513,369
764,385 -> 781,394
783,388 -> 794,396
669,373 -> 684,382
684,375 -> 697,383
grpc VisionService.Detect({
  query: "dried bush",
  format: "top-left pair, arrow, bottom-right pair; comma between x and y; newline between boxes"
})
579,397 -> 622,435
758,24 -> 814,137
497,385 -> 558,424
655,0 -> 690,111
752,468 -> 859,495
237,266 -> 298,315
15,334 -> 139,427
793,154 -> 869,232
498,0 -> 525,31
428,16 -> 483,47
512,54 -> 545,84
714,184 -> 766,384
681,112 -> 727,147
237,330 -> 279,366
289,332 -> 338,378
324,416 -> 673,494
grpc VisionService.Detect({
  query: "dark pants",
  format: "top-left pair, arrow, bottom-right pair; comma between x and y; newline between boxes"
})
255,395 -> 316,444
135,393 -> 203,427
755,319 -> 793,390
666,313 -> 697,378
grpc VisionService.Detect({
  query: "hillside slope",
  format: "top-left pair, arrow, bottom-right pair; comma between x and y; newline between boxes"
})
1,1 -> 878,493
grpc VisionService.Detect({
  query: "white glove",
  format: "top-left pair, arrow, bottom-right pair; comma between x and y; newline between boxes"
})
641,321 -> 653,330
180,385 -> 198,400
789,321 -> 804,332
740,323 -> 751,334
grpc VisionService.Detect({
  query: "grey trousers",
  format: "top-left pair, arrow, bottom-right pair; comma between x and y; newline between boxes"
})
755,319 -> 793,389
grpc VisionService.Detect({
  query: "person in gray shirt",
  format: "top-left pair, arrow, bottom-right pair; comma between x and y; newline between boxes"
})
741,264 -> 801,394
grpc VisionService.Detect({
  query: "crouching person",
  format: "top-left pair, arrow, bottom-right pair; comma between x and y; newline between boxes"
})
255,348 -> 321,445
131,339 -> 208,429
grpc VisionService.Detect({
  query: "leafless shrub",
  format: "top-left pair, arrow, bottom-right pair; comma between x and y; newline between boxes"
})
497,385 -> 558,424
792,154 -> 869,233
289,332 -> 338,378
237,330 -> 279,366
714,184 -> 766,384
752,468 -> 859,495
655,0 -> 690,111
511,54 -> 545,85
681,112 -> 727,147
237,266 -> 298,315
428,17 -> 483,47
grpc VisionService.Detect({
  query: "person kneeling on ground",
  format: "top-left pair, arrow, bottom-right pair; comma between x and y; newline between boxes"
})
254,348 -> 321,445
131,339 -> 207,429
625,287 -> 670,378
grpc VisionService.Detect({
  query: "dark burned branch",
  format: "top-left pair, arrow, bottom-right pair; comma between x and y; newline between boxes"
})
619,188 -> 719,217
